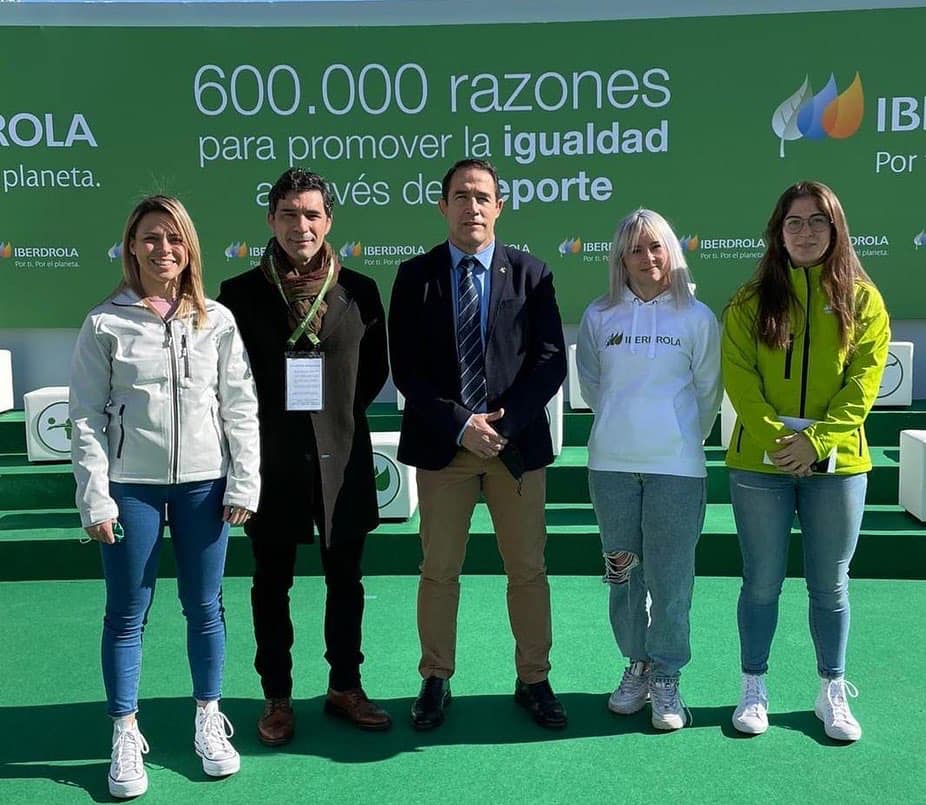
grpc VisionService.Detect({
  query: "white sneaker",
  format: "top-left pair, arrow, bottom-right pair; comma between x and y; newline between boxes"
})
649,677 -> 686,730
109,718 -> 149,799
608,661 -> 650,714
194,701 -> 241,777
815,677 -> 862,741
732,673 -> 769,735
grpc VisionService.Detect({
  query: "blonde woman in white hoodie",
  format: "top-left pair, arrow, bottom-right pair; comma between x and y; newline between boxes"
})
577,209 -> 721,730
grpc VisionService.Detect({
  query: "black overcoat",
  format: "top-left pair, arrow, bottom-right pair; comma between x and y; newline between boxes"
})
219,264 -> 388,546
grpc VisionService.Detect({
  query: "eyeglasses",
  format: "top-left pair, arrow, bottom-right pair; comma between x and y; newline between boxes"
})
783,214 -> 831,234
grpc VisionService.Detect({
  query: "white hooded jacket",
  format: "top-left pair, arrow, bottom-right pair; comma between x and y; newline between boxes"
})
576,287 -> 722,477
70,290 -> 260,527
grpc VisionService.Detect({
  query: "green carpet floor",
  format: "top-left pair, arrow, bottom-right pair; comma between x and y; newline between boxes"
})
2,575 -> 923,804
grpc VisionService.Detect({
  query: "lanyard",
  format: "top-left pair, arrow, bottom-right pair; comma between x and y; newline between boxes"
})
269,251 -> 335,349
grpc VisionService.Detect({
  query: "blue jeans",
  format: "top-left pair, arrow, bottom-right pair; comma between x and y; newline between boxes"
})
589,470 -> 706,680
101,479 -> 230,716
728,469 -> 867,679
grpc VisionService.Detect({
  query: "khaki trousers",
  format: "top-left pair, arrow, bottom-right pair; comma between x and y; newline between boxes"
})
416,448 -> 552,684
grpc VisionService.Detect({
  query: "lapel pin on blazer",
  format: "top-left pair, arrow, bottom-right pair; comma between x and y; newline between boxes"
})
500,266 -> 507,274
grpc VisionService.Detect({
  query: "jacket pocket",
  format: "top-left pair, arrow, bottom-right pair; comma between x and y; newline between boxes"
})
116,404 -> 126,459
591,396 -> 683,463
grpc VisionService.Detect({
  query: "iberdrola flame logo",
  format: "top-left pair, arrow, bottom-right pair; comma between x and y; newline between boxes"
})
224,242 -> 249,259
914,231 -> 926,250
678,235 -> 699,252
558,238 -> 582,256
771,72 -> 864,158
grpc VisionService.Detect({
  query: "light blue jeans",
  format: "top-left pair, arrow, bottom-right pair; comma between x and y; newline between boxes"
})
101,479 -> 230,716
729,469 -> 867,679
589,470 -> 706,680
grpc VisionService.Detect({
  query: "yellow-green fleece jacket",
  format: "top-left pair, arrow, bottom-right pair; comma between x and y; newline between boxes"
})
722,265 -> 890,475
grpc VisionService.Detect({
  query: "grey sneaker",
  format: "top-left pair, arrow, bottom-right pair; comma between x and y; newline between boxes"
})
194,701 -> 241,777
108,719 -> 149,798
650,677 -> 686,730
608,661 -> 650,714
815,677 -> 861,741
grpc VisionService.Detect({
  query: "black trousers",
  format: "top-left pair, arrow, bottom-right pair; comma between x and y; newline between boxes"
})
250,530 -> 367,697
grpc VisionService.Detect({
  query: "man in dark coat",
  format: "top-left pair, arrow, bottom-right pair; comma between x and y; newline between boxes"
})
389,159 -> 568,730
219,168 -> 391,743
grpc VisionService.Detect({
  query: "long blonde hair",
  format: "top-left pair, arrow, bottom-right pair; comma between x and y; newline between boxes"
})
119,195 -> 208,326
603,208 -> 695,308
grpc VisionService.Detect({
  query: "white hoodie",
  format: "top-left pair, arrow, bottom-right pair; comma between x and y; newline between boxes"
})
576,287 -> 722,477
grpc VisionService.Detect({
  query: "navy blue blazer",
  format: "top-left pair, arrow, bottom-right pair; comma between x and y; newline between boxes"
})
388,240 -> 566,475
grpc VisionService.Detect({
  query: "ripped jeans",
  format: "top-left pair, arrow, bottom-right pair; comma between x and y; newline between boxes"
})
729,469 -> 867,679
588,470 -> 706,680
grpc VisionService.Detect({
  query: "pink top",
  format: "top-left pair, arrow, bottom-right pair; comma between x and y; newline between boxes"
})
144,296 -> 178,319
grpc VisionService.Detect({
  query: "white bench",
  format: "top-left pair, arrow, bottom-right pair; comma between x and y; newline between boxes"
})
0,350 -> 12,413
24,386 -> 71,462
899,430 -> 926,522
875,341 -> 914,407
567,344 -> 590,410
545,386 -> 564,456
720,391 -> 737,449
370,431 -> 418,520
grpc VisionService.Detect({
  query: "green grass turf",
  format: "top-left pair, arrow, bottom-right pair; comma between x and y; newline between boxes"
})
1,575 -> 923,804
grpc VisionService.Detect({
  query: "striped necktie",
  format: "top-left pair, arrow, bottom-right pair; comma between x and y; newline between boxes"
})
456,256 -> 487,412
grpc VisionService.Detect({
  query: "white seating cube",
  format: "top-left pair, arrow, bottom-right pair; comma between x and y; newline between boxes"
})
875,341 -> 914,407
720,391 -> 737,449
899,430 -> 926,522
24,386 -> 71,462
546,386 -> 564,456
370,431 -> 417,520
567,344 -> 589,410
0,350 -> 12,413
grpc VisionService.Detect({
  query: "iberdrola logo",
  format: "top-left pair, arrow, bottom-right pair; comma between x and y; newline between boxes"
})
339,242 -> 362,259
772,72 -> 864,158
606,331 -> 624,347
678,235 -> 699,252
224,242 -> 249,259
914,231 -> 926,249
0,242 -> 12,259
107,243 -> 123,261
558,237 -> 582,256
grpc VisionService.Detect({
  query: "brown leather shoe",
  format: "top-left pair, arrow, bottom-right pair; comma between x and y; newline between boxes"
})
258,697 -> 294,746
324,688 -> 393,731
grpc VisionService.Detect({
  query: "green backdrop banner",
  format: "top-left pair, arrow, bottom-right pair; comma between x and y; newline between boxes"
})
1,8 -> 924,327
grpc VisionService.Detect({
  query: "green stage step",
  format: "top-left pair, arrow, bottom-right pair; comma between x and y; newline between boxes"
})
4,402 -> 926,454
1,503 -> 922,582
1,405 -> 924,583
0,444 -> 906,509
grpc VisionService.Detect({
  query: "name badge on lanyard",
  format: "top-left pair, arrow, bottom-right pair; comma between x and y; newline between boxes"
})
285,350 -> 324,411
269,251 -> 336,413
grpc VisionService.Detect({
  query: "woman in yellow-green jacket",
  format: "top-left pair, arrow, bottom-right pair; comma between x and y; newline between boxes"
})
722,181 -> 889,743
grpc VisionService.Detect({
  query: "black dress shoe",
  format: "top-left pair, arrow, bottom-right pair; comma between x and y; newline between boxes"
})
515,678 -> 568,729
411,676 -> 451,730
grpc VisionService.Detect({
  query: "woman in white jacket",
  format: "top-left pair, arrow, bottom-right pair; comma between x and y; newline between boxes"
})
577,209 -> 721,730
70,195 -> 260,798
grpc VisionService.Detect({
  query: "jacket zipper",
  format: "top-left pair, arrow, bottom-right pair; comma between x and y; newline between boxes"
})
783,337 -> 794,380
181,334 -> 191,379
116,404 -> 126,459
799,268 -> 812,417
735,423 -> 744,453
165,321 -> 181,483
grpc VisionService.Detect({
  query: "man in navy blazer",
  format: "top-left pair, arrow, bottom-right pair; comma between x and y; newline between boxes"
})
389,159 -> 567,730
